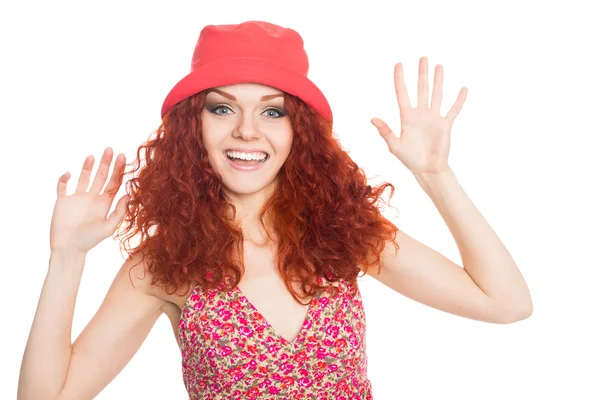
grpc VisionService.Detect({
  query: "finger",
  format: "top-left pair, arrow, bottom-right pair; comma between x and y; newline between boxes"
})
57,171 -> 71,198
371,118 -> 400,154
431,64 -> 443,113
394,63 -> 412,116
105,194 -> 130,236
445,87 -> 468,124
89,147 -> 114,194
75,155 -> 95,194
417,56 -> 429,109
103,153 -> 127,198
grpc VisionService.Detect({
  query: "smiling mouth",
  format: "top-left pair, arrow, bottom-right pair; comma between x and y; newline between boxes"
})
223,153 -> 271,165
224,152 -> 270,164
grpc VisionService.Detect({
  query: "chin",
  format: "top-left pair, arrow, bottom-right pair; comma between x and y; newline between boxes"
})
222,179 -> 278,197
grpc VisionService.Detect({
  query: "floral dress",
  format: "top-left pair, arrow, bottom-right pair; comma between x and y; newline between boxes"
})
178,276 -> 373,399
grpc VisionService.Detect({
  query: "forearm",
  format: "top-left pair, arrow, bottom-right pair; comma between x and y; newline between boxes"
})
18,251 -> 87,400
414,168 -> 532,317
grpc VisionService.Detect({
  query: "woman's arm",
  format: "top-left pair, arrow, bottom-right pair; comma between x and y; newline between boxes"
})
18,251 -> 167,400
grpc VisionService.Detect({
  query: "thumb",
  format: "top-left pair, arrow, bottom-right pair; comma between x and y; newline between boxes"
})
371,118 -> 401,154
105,195 -> 130,234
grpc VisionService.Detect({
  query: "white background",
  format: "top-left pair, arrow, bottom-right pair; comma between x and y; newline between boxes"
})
2,0 -> 599,399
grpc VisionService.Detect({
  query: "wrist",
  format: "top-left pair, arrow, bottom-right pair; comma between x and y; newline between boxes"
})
49,250 -> 87,269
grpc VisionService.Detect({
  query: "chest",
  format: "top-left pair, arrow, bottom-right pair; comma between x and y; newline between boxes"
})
164,244 -> 314,343
232,243 -> 313,343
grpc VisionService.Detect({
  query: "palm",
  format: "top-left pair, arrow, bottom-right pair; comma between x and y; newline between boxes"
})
51,193 -> 112,249
50,148 -> 129,253
371,57 -> 468,175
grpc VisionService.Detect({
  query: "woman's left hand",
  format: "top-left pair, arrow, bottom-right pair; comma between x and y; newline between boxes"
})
371,56 -> 468,175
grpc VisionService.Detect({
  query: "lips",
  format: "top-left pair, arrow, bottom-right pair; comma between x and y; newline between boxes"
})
223,151 -> 270,162
224,151 -> 269,171
224,148 -> 269,156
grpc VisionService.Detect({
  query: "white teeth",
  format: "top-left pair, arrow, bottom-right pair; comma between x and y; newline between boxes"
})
225,151 -> 268,161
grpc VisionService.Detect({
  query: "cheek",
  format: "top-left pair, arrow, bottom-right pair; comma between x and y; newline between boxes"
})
272,129 -> 294,155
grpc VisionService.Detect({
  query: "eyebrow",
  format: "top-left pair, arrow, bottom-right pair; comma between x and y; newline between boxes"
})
206,88 -> 283,102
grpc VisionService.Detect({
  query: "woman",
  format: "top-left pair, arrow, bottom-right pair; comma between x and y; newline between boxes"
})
18,21 -> 533,399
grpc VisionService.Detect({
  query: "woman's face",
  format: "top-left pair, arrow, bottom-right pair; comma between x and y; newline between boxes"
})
201,83 -> 293,199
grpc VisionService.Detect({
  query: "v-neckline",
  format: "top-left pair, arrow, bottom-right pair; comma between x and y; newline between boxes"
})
233,285 -> 321,345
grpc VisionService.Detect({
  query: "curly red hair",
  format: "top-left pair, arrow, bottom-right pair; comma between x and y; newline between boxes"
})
116,89 -> 400,304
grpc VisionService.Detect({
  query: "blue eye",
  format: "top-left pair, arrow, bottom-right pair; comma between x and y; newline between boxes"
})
209,105 -> 233,116
263,108 -> 285,118
208,105 -> 286,118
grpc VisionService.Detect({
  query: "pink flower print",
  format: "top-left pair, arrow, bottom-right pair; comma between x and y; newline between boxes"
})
294,351 -> 308,363
239,326 -> 254,337
268,344 -> 280,354
268,386 -> 281,394
328,364 -> 339,373
318,297 -> 329,308
299,368 -> 309,377
349,334 -> 359,348
326,325 -> 339,338
237,316 -> 248,325
190,293 -> 200,302
206,348 -> 216,358
316,347 -> 327,359
218,308 -> 232,320
281,376 -> 294,385
222,322 -> 235,333
265,336 -> 276,344
279,362 -> 295,374
220,346 -> 233,357
252,311 -> 262,321
343,325 -> 353,333
298,377 -> 313,387
211,318 -> 222,327
210,383 -> 223,393
258,354 -> 267,362
193,300 -> 204,311
187,321 -> 197,332
323,339 -> 333,347
255,324 -> 266,334
258,378 -> 272,389
271,372 -> 282,381
302,318 -> 313,330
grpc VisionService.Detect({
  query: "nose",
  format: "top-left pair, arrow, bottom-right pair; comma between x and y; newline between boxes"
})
233,111 -> 261,141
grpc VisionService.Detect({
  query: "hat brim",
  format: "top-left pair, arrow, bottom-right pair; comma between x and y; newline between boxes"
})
161,57 -> 332,122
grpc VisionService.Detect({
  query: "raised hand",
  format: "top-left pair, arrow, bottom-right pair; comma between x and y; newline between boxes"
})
371,56 -> 468,175
50,147 -> 129,254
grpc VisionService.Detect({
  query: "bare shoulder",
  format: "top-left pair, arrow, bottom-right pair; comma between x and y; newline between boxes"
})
122,251 -> 196,311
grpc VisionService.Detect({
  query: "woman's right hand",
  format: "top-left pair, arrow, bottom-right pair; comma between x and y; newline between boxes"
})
50,147 -> 130,254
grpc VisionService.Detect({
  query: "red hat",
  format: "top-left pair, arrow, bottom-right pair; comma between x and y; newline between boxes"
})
161,21 -> 333,122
